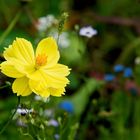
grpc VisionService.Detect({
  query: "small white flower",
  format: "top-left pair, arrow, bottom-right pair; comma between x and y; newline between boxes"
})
79,26 -> 97,38
36,17 -> 48,32
36,15 -> 58,32
17,108 -> 33,115
34,95 -> 50,102
135,57 -> 140,65
58,32 -> 70,48
44,109 -> 54,118
46,15 -> 57,27
50,31 -> 70,48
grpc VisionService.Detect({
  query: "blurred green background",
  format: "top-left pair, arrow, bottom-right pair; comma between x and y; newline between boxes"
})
0,0 -> 140,139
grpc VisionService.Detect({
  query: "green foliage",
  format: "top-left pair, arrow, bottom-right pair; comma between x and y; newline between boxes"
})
0,0 -> 140,139
60,31 -> 86,66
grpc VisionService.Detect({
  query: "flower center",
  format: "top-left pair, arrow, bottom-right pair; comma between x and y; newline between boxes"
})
36,54 -> 47,67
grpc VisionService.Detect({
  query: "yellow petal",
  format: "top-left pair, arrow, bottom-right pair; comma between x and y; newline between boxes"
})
44,63 -> 71,77
36,37 -> 60,67
3,45 -> 13,59
34,88 -> 50,98
29,78 -> 47,94
6,58 -> 35,76
29,80 -> 65,97
49,87 -> 65,97
41,64 -> 70,88
29,68 -> 69,89
38,89 -> 50,98
37,87 -> 65,98
0,61 -> 24,78
4,38 -> 35,65
29,79 -> 50,97
12,77 -> 32,96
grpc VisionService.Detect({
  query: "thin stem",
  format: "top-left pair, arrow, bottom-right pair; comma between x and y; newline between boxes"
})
57,32 -> 60,45
0,9 -> 22,45
0,96 -> 21,135
0,84 -> 9,89
115,38 -> 140,64
23,6 -> 37,29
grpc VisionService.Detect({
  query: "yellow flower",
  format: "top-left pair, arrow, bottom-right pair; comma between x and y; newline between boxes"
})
0,37 -> 70,98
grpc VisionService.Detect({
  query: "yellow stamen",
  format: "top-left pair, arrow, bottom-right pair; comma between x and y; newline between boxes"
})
36,54 -> 47,67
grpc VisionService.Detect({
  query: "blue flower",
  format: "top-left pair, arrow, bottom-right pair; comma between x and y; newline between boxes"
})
59,101 -> 74,113
113,64 -> 124,72
104,74 -> 115,82
124,67 -> 133,78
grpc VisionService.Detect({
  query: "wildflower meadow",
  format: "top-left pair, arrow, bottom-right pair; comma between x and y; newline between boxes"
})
0,0 -> 140,140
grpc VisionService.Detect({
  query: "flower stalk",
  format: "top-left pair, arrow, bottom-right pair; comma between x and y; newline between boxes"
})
0,10 -> 22,45
57,12 -> 69,43
0,96 -> 21,135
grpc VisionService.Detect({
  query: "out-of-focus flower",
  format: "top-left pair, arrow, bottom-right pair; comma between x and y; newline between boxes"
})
16,119 -> 27,127
51,32 -> 70,48
54,134 -> 60,140
0,37 -> 70,97
104,74 -> 115,82
36,15 -> 58,32
16,108 -> 33,115
113,64 -> 124,72
44,109 -> 54,118
58,32 -> 70,48
34,95 -> 50,102
79,26 -> 97,38
135,57 -> 140,65
59,101 -> 74,113
123,67 -> 133,78
36,17 -> 47,32
47,119 -> 59,127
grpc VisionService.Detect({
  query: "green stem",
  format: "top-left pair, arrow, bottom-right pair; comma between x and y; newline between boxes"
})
23,6 -> 37,29
0,84 -> 9,89
0,10 -> 22,45
0,96 -> 21,135
57,32 -> 60,45
115,38 -> 140,65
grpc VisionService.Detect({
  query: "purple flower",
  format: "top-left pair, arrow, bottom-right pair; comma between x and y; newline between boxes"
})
47,119 -> 59,127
